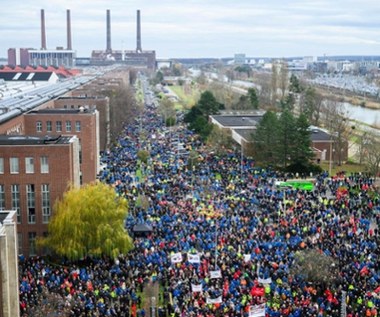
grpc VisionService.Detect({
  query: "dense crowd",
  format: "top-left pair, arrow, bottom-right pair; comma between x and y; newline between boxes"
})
19,88 -> 380,317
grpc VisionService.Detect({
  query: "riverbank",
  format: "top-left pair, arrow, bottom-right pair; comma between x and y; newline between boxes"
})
316,86 -> 380,110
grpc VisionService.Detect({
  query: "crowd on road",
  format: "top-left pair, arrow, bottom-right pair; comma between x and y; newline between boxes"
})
19,87 -> 380,317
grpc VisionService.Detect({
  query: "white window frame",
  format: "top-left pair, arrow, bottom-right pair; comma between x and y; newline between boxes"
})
36,121 -> 42,132
10,157 -> 19,174
0,157 -> 4,174
66,120 -> 72,132
11,184 -> 21,223
46,121 -> 52,132
56,121 -> 62,132
25,157 -> 34,174
75,120 -> 81,132
27,184 -> 36,224
41,184 -> 51,223
40,156 -> 49,174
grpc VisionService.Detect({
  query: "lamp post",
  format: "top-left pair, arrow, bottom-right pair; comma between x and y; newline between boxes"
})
329,136 -> 333,176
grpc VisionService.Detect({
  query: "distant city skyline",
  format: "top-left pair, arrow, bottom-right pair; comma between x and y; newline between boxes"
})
1,0 -> 380,59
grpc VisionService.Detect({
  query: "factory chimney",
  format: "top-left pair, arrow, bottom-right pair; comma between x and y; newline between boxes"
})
106,9 -> 112,53
136,10 -> 142,53
41,9 -> 47,50
66,9 -> 72,50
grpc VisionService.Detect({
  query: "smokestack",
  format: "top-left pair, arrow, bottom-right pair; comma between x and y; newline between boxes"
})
136,10 -> 142,53
106,9 -> 111,53
41,9 -> 47,50
66,9 -> 72,50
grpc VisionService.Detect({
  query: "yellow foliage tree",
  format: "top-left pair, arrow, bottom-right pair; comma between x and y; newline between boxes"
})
40,182 -> 133,260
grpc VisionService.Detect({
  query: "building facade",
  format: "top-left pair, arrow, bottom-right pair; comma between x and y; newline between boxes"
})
24,108 -> 100,184
0,135 -> 80,256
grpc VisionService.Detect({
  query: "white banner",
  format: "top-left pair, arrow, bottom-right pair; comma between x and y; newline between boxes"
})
188,253 -> 201,264
258,277 -> 272,285
244,254 -> 251,262
210,270 -> 222,279
191,284 -> 203,292
171,252 -> 183,264
249,304 -> 266,317
206,296 -> 222,304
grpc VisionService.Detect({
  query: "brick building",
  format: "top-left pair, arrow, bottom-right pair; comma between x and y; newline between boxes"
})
0,210 -> 19,317
0,135 -> 80,256
24,108 -> 100,184
53,96 -> 110,152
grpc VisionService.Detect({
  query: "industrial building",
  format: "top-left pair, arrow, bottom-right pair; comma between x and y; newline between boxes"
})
91,10 -> 156,69
8,10 -> 75,68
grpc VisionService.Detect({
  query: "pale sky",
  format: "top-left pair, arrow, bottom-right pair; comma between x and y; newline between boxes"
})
2,0 -> 380,59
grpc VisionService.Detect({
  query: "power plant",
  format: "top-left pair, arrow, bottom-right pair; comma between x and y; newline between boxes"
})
91,9 -> 156,69
7,9 -> 156,69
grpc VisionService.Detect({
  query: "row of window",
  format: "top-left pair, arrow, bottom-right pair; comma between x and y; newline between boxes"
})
36,120 -> 81,133
0,184 -> 51,224
0,156 -> 49,174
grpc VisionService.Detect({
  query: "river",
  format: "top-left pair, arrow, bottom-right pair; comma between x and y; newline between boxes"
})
343,102 -> 380,126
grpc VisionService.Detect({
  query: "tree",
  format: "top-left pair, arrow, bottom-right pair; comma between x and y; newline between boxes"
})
277,109 -> 297,167
301,87 -> 323,126
289,73 -> 303,94
362,131 -> 380,179
206,125 -> 234,155
293,114 -> 314,164
270,62 -> 278,106
291,249 -> 338,286
137,149 -> 150,164
159,96 -> 176,126
40,183 -> 133,260
279,59 -> 289,99
247,88 -> 259,109
252,111 -> 280,165
197,90 -> 221,117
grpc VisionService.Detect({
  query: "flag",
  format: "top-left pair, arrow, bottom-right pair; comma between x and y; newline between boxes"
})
258,277 -> 272,284
210,270 -> 222,279
244,254 -> 251,262
249,304 -> 266,317
206,296 -> 222,304
191,284 -> 203,292
188,253 -> 201,264
171,252 -> 182,264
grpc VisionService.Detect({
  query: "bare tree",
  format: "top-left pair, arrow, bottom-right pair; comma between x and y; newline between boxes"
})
291,249 -> 338,286
279,59 -> 289,99
363,130 -> 380,179
271,62 -> 278,106
206,125 -> 234,155
322,101 -> 354,165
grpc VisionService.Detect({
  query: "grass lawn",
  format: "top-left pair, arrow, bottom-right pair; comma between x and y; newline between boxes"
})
320,162 -> 366,176
170,85 -> 199,109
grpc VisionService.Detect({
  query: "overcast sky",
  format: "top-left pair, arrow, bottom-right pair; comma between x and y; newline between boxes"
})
2,0 -> 380,59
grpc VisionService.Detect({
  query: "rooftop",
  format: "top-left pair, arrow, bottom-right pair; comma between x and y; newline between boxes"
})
0,135 -> 75,145
27,107 -> 95,115
211,115 -> 262,127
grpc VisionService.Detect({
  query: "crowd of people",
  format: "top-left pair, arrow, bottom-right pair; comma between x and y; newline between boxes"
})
19,85 -> 380,317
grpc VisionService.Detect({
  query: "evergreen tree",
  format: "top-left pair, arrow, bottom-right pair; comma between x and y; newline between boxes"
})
247,88 -> 259,109
197,90 -> 221,116
293,114 -> 313,164
252,111 -> 280,165
277,109 -> 297,167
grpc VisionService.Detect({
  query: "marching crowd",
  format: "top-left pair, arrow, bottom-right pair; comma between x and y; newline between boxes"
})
19,92 -> 380,317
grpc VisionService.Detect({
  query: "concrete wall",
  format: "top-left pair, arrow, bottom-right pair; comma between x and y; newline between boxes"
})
0,210 -> 20,317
